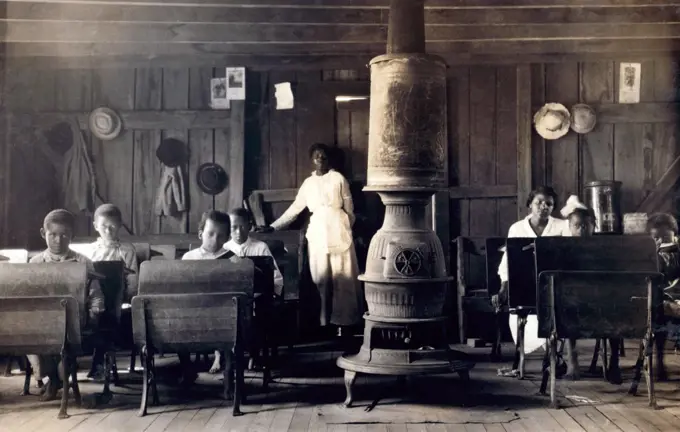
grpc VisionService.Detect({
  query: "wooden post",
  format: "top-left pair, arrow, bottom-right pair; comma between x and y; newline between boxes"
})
387,0 -> 425,54
516,65 -> 532,219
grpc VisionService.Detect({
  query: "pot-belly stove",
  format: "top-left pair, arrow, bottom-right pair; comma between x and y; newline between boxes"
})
336,0 -> 474,407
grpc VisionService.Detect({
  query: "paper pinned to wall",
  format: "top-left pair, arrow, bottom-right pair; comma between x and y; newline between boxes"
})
226,67 -> 246,100
210,77 -> 230,109
618,62 -> 641,104
275,82 -> 294,110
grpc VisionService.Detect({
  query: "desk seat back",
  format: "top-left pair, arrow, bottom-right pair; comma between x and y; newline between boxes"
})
541,271 -> 654,339
506,237 -> 538,309
0,263 -> 88,328
534,236 -> 661,338
535,236 -> 658,273
0,296 -> 81,355
131,292 -> 246,353
138,259 -> 254,296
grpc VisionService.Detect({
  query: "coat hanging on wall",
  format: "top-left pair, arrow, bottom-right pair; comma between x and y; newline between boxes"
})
154,138 -> 188,217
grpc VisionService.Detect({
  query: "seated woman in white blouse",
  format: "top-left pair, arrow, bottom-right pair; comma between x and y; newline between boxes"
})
492,186 -> 569,309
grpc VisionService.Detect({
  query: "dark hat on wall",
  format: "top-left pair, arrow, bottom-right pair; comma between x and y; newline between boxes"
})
570,104 -> 597,134
43,121 -> 73,155
196,163 -> 228,195
156,138 -> 188,168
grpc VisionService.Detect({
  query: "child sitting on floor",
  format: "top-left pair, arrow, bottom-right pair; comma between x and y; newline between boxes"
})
647,212 -> 680,381
207,207 -> 284,373
27,209 -> 105,400
180,210 -> 232,384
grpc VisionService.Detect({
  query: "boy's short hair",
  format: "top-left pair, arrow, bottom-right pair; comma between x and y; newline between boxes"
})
94,203 -> 123,222
44,209 -> 75,230
568,207 -> 596,223
228,207 -> 251,222
198,210 -> 231,232
647,213 -> 679,234
526,186 -> 558,208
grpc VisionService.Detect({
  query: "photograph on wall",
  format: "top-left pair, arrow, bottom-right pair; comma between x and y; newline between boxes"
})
210,77 -> 230,109
618,62 -> 641,104
226,67 -> 246,100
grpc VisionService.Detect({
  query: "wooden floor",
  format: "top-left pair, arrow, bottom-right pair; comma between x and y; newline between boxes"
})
1,340 -> 680,431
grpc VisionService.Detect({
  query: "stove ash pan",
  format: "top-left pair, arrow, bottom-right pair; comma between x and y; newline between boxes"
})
359,239 -> 452,319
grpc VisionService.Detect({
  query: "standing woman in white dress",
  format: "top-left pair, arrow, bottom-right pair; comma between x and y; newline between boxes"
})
261,143 -> 365,336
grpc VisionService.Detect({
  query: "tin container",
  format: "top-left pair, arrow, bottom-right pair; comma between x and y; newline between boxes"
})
584,181 -> 623,234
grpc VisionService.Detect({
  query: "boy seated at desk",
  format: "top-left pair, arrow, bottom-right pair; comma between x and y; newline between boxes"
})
88,203 -> 139,379
27,209 -> 105,400
89,203 -> 138,299
180,210 -> 233,384
648,213 -> 680,381
207,207 -> 284,373
224,207 -> 283,295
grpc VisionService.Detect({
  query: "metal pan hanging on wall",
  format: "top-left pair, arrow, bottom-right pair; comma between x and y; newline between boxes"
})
196,162 -> 228,195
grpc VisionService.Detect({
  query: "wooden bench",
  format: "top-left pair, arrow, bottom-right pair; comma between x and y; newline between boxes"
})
135,259 -> 255,414
453,237 -> 505,355
534,236 -> 662,408
132,292 -> 247,417
0,249 -> 30,378
0,263 -> 87,419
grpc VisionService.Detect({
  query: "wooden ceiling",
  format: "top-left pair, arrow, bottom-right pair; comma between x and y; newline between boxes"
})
4,0 -> 680,69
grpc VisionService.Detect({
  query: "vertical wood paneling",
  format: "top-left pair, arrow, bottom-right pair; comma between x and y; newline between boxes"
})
530,63 -> 546,188
614,60 -> 655,213
55,69 -> 93,237
133,68 -> 162,235
545,63 -> 579,208
227,100 -> 246,212
468,66 -> 497,237
188,67 -> 216,226
579,62 -> 614,185
161,68 -> 189,233
91,68 -> 135,233
246,70 -> 269,195
496,66 -> 518,234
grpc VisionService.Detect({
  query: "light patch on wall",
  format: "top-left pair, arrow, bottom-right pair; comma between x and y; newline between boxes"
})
336,95 -> 369,103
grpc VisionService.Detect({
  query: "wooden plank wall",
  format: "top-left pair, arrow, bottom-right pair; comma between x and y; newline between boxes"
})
3,67 -> 244,249
532,58 -> 680,215
7,0 -> 680,70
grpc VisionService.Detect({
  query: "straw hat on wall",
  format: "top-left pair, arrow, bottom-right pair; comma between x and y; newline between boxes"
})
533,103 -> 571,140
89,107 -> 123,141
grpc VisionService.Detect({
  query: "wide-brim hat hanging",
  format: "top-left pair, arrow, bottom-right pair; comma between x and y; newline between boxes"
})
196,162 -> 228,195
89,107 -> 123,141
533,103 -> 571,140
570,103 -> 597,134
